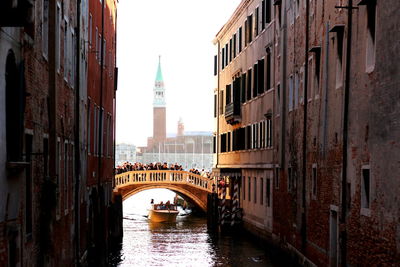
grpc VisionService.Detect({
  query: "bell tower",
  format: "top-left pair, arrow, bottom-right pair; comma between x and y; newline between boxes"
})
153,56 -> 166,143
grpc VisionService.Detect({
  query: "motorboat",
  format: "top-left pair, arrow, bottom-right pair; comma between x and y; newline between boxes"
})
148,203 -> 179,223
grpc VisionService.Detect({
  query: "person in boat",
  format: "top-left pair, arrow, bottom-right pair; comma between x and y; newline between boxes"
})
165,200 -> 171,209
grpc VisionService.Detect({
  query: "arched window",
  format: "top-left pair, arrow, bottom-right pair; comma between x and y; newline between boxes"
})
6,50 -> 24,162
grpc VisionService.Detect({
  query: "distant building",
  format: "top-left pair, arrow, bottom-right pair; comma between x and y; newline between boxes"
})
138,59 -> 213,170
115,143 -> 137,166
138,130 -> 213,170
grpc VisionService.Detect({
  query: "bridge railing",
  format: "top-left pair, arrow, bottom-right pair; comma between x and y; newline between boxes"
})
114,170 -> 213,192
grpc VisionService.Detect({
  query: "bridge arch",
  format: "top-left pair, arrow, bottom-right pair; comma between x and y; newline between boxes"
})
121,184 -> 207,212
113,170 -> 214,213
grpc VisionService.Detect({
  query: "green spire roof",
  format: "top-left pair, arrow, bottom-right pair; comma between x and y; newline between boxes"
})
155,55 -> 163,82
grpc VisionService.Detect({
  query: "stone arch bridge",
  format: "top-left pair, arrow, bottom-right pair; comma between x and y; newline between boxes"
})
113,170 -> 213,211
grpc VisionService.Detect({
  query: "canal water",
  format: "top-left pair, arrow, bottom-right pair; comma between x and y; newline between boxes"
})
110,189 -> 290,267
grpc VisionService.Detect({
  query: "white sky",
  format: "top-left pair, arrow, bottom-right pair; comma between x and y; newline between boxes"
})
116,0 -> 242,146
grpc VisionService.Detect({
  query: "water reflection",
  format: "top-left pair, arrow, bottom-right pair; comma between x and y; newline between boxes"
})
110,189 -> 285,267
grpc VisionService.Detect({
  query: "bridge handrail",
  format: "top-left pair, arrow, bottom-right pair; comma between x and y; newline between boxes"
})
114,170 -> 213,192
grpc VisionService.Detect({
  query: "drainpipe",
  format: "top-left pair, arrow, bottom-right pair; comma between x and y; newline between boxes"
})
279,0 -> 287,168
74,0 -> 82,265
98,0 -> 105,193
216,40 -> 220,170
113,8 -> 118,189
44,0 -> 57,266
341,0 -> 353,265
301,0 -> 310,252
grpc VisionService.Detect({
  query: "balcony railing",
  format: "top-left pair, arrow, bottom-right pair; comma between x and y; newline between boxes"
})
114,170 -> 213,192
225,101 -> 241,124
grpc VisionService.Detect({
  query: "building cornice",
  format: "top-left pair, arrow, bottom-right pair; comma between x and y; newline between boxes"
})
214,0 -> 252,43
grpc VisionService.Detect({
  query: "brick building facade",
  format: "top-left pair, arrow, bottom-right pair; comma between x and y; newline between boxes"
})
0,0 -> 118,266
214,0 -> 400,265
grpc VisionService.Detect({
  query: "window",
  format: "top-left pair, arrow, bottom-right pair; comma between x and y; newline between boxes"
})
246,125 -> 251,150
262,0 -> 266,30
233,34 -> 237,58
315,52 -> 321,98
248,14 -> 253,43
275,167 -> 280,189
226,84 -> 231,105
238,27 -> 243,53
266,48 -> 272,90
258,58 -> 265,94
71,29 -> 76,87
288,167 -> 293,191
365,1 -> 376,72
214,94 -> 217,117
221,47 -> 225,70
312,164 -> 317,198
227,132 -> 231,152
253,62 -> 258,97
214,55 -> 218,76
260,178 -> 264,205
242,176 -> 246,200
255,7 -> 259,37
25,134 -> 33,235
94,27 -> 99,60
213,136 -> 216,153
5,50 -> 24,162
89,14 -> 93,46
103,38 -> 107,66
241,73 -> 246,103
87,99 -> 91,154
254,177 -> 257,204
289,75 -> 294,111
244,19 -> 248,47
247,69 -> 252,101
261,121 -> 265,148
64,20 -> 68,81
56,139 -> 61,218
266,0 -> 271,24
276,84 -> 281,115
94,105 -> 98,156
335,31 -> 344,88
43,137 -> 49,178
64,142 -> 69,214
225,43 -> 228,66
98,34 -> 102,64
267,178 -> 271,206
100,108 -> 104,156
266,116 -> 272,147
220,133 -> 227,153
251,124 -> 255,149
361,166 -> 371,209
42,0 -> 49,59
294,72 -> 299,108
248,177 -> 251,202
219,90 -> 224,115
56,4 -> 61,72
229,38 -> 232,62
299,65 -> 305,104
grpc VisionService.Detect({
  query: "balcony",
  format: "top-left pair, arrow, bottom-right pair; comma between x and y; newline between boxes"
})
225,101 -> 241,124
0,0 -> 34,27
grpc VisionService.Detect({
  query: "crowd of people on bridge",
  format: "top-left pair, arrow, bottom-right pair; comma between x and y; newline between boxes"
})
115,162 -> 212,178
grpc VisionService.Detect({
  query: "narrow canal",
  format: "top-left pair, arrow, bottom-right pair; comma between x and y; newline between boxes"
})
110,189 -> 292,267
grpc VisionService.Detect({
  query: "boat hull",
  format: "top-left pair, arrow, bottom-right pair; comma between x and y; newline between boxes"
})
148,209 -> 179,223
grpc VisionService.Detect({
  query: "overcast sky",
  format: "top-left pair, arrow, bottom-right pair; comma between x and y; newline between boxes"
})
116,0 -> 242,146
